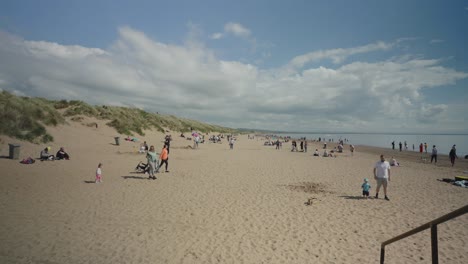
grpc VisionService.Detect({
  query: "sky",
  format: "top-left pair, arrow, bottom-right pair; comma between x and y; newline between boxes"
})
0,0 -> 467,133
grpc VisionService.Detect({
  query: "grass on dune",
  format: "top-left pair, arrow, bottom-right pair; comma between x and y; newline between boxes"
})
0,90 -> 236,143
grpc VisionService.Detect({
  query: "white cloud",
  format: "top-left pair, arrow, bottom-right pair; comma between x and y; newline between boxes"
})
224,22 -> 251,38
211,22 -> 252,40
211,33 -> 223,39
287,41 -> 393,69
0,28 -> 467,133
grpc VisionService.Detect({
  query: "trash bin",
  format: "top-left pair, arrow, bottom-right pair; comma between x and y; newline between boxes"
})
114,137 -> 120,146
8,144 -> 20,160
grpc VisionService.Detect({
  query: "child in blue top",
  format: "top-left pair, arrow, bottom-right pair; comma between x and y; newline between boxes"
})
361,178 -> 371,199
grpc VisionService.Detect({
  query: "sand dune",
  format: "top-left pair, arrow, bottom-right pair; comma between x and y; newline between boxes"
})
1,119 -> 467,263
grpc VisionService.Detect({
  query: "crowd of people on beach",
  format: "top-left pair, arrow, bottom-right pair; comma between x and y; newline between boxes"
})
391,141 -> 459,166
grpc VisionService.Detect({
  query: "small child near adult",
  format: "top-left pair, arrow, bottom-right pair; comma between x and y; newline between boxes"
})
361,178 -> 371,199
95,163 -> 103,183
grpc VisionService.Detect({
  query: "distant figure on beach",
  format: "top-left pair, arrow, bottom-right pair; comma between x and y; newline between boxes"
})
95,163 -> 103,183
404,141 -> 408,151
323,142 -> 327,149
304,141 -> 307,152
300,141 -> 304,152
165,135 -> 171,154
229,138 -> 235,150
391,141 -> 395,150
291,140 -> 297,152
449,145 -> 458,167
55,147 -> 70,160
374,155 -> 391,201
40,147 -> 55,161
146,145 -> 158,180
313,149 -> 320,156
337,144 -> 343,153
350,145 -> 355,156
275,139 -> 280,150
390,157 -> 399,167
412,144 -> 415,151
361,178 -> 371,199
157,145 -> 169,172
399,142 -> 402,152
424,143 -> 428,153
419,143 -> 423,154
431,145 -> 438,164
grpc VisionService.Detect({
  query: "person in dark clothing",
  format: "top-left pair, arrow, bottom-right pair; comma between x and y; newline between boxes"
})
164,135 -> 171,154
55,147 -> 70,160
391,141 -> 395,150
430,145 -> 437,164
449,145 -> 458,167
399,142 -> 402,152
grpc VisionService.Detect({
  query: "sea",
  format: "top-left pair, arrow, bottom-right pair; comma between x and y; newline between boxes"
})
274,133 -> 468,157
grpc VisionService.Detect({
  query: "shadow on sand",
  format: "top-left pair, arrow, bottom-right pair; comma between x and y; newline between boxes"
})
339,195 -> 373,200
121,175 -> 150,180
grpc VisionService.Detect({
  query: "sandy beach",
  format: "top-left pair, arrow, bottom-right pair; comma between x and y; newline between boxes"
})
1,119 -> 467,264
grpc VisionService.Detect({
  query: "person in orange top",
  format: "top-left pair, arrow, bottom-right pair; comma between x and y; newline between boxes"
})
157,144 -> 169,173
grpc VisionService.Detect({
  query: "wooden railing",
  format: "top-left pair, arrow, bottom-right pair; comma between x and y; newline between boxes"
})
380,204 -> 468,264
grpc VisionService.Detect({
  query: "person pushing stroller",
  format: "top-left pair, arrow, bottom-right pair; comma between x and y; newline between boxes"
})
146,145 -> 159,180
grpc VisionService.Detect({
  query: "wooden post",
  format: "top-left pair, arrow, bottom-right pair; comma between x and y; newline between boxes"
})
380,246 -> 385,264
431,225 -> 438,264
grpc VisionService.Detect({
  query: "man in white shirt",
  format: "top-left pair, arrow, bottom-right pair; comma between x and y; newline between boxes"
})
374,154 -> 391,201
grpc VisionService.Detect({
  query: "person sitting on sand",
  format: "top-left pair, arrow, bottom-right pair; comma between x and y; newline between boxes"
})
313,149 -> 320,156
40,147 -> 55,161
390,157 -> 399,166
55,147 -> 70,160
337,144 -> 343,153
323,149 -> 329,157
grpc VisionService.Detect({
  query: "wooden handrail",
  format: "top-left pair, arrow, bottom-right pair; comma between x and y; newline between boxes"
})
380,204 -> 468,264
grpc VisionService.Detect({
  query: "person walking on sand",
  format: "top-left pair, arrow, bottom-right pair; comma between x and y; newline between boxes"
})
350,144 -> 355,156
157,145 -> 169,173
304,141 -> 308,153
431,145 -> 438,164
391,141 -> 395,150
424,143 -> 428,153
229,137 -> 235,149
449,145 -> 458,167
374,155 -> 391,201
146,145 -> 158,180
399,142 -> 402,152
95,163 -> 103,183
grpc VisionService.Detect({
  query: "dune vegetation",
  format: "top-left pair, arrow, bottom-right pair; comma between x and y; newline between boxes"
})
0,91 -> 236,143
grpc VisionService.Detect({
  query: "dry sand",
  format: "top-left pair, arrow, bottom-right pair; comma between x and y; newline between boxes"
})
0,118 -> 467,264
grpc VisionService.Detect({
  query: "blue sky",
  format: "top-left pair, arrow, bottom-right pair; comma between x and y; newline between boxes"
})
1,0 -> 467,133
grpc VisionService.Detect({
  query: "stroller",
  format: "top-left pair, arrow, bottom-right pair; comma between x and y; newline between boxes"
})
135,160 -> 159,174
135,161 -> 149,174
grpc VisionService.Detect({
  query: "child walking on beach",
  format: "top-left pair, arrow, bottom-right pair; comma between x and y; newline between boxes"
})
95,163 -> 103,183
361,178 -> 371,199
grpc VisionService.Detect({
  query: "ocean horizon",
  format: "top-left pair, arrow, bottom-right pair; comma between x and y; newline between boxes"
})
271,132 -> 468,157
